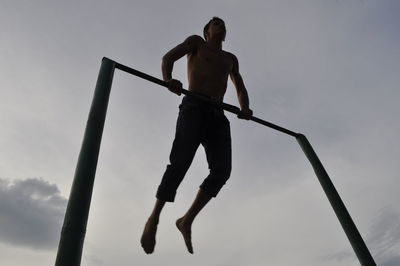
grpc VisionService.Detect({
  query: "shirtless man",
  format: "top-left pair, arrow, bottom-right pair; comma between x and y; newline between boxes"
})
141,17 -> 252,254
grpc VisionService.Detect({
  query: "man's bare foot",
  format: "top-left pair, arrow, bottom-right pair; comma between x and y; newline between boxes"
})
176,217 -> 194,254
140,218 -> 158,254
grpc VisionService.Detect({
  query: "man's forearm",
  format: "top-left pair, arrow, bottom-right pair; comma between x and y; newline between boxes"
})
238,89 -> 250,110
161,57 -> 173,81
232,72 -> 250,110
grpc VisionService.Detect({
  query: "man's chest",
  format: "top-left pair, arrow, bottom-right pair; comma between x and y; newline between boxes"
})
192,46 -> 232,73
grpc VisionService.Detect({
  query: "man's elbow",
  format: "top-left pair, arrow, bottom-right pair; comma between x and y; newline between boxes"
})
162,55 -> 174,69
162,52 -> 174,64
161,54 -> 168,66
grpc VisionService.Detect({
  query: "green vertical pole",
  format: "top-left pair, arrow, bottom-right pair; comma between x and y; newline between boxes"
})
296,134 -> 376,266
55,58 -> 116,266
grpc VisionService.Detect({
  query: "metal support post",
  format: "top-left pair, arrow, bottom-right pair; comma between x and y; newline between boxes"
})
55,58 -> 116,266
296,134 -> 376,266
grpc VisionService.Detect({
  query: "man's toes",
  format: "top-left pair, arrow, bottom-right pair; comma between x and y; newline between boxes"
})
144,246 -> 154,254
141,239 -> 155,254
186,242 -> 193,254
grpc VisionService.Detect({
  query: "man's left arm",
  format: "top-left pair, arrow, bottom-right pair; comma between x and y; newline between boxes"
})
229,54 -> 253,120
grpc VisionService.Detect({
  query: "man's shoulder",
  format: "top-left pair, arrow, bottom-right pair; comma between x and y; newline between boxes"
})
222,50 -> 237,62
184,35 -> 205,45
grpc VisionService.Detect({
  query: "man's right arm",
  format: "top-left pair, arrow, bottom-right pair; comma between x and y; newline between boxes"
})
162,35 -> 203,95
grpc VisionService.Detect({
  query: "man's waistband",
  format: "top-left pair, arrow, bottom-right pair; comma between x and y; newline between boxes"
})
186,91 -> 223,102
182,94 -> 224,110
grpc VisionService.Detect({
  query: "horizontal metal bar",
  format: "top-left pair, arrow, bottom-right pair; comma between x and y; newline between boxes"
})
251,116 -> 298,137
115,61 -> 167,87
113,58 -> 299,137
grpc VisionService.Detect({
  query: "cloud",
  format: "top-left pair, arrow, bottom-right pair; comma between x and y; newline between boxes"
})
321,250 -> 355,264
321,206 -> 400,266
0,178 -> 67,250
368,207 -> 400,266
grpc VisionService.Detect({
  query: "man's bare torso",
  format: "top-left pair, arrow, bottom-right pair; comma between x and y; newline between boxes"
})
187,37 -> 234,101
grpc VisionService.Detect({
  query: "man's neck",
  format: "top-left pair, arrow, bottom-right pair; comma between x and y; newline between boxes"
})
206,38 -> 223,51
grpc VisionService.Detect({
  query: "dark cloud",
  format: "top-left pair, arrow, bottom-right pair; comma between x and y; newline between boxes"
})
0,178 -> 67,250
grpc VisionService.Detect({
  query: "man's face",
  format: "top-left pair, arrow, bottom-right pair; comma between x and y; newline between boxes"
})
207,18 -> 226,41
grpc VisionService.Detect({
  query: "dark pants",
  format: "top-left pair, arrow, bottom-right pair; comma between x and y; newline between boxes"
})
156,95 -> 232,202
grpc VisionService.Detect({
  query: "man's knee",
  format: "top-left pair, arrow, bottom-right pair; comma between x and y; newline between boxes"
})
214,165 -> 231,182
200,166 -> 231,197
156,163 -> 189,202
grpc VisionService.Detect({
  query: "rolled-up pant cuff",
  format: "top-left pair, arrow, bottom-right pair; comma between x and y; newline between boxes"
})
199,177 -> 229,198
156,186 -> 176,202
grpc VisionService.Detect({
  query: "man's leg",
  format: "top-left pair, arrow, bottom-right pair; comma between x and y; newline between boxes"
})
176,111 -> 232,253
141,99 -> 202,254
176,189 -> 212,254
140,199 -> 165,254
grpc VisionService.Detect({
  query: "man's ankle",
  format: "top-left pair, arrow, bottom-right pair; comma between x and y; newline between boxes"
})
180,216 -> 193,227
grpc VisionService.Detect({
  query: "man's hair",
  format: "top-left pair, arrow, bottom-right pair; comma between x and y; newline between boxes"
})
203,17 -> 226,41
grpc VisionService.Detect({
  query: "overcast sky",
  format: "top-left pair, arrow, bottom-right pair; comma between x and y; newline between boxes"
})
1,1 -> 399,265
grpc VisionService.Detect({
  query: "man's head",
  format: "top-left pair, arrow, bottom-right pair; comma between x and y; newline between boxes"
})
203,17 -> 226,42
